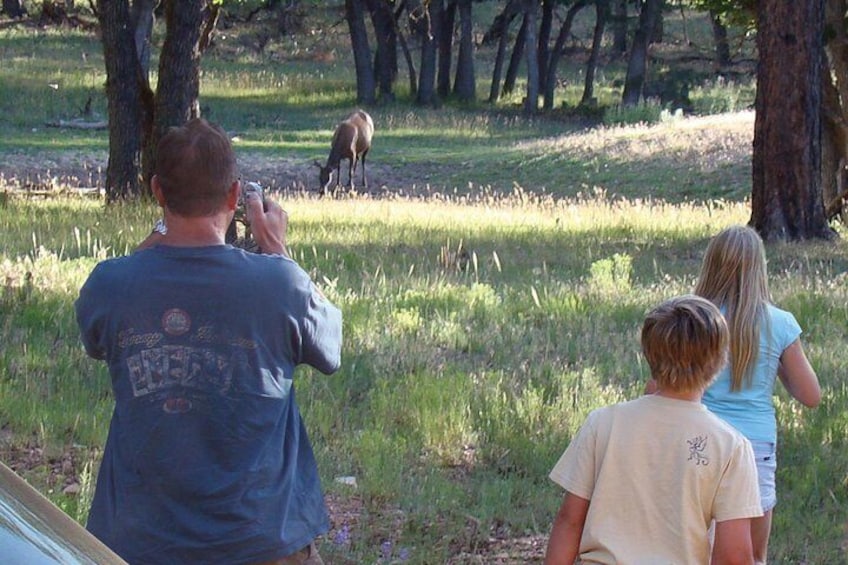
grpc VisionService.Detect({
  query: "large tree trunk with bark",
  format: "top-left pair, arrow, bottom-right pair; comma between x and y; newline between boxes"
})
453,0 -> 475,102
346,0 -> 376,105
751,0 -> 833,240
142,0 -> 205,188
98,0 -> 145,202
621,0 -> 663,106
581,0 -> 609,106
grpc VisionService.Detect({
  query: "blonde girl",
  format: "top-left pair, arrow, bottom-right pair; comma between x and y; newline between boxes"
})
696,225 -> 821,564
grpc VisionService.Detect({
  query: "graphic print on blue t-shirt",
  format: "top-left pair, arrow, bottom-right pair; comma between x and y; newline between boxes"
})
121,306 -> 256,408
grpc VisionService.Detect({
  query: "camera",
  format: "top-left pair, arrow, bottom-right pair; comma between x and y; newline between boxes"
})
226,181 -> 266,251
239,181 -> 266,216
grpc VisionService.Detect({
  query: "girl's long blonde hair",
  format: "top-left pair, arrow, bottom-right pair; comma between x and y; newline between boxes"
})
694,225 -> 771,391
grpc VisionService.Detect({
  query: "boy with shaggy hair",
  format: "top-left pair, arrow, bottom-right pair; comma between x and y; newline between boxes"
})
544,295 -> 762,565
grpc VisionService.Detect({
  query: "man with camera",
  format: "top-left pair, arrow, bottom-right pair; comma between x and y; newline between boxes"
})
76,118 -> 341,564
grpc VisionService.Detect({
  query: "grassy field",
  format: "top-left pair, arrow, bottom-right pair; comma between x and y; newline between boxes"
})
1,5 -> 847,564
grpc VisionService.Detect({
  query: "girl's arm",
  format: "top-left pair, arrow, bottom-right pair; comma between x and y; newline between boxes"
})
778,339 -> 821,408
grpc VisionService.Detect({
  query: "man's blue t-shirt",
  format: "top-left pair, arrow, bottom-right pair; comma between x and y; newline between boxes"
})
76,244 -> 342,564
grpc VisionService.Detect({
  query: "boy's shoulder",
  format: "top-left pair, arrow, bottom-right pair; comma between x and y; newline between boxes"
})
605,396 -> 749,440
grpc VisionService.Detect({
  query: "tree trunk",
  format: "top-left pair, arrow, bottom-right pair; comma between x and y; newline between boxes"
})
143,0 -> 205,187
710,11 -> 731,68
368,0 -> 397,103
489,19 -> 511,102
621,0 -> 663,106
651,7 -> 663,44
416,0 -> 440,106
2,0 -> 25,18
453,0 -> 475,102
503,12 -> 528,97
487,0 -> 521,103
523,0 -> 539,114
394,10 -> 417,96
612,0 -> 627,55
346,0 -> 376,105
821,56 -> 847,219
537,0 -> 554,95
581,0 -> 608,106
97,0 -> 144,202
821,0 -> 848,220
543,0 -> 588,110
751,0 -> 833,240
438,0 -> 456,99
130,0 -> 156,81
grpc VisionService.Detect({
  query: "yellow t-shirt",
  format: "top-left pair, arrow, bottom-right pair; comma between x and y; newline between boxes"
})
550,395 -> 762,565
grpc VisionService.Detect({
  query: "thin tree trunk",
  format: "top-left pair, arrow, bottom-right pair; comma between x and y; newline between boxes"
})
393,8 -> 417,95
98,0 -> 144,202
581,0 -> 609,106
368,0 -> 398,103
503,13 -> 528,97
438,0 -> 456,98
417,0 -> 440,105
487,0 -> 521,103
621,0 -> 663,106
346,0 -> 376,104
612,0 -> 627,55
710,11 -> 731,67
130,0 -> 156,81
523,0 -> 539,114
453,0 -> 475,102
537,0 -> 554,94
543,0 -> 588,110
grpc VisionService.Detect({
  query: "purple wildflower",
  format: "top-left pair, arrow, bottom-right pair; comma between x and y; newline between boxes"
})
332,524 -> 351,546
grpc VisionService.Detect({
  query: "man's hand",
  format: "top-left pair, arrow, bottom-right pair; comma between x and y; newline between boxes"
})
245,191 -> 289,257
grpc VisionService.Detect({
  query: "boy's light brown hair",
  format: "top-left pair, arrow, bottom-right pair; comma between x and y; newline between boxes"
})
642,295 -> 729,393
155,118 -> 238,217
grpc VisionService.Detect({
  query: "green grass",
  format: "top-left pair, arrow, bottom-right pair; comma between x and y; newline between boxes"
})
0,6 -> 845,564
2,194 -> 847,562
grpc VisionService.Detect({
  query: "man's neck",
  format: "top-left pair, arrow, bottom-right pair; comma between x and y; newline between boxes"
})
160,212 -> 232,247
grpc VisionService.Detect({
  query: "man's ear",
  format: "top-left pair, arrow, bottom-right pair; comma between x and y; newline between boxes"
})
151,175 -> 167,208
226,180 -> 240,211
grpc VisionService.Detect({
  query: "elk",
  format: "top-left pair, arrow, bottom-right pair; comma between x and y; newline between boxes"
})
314,110 -> 374,195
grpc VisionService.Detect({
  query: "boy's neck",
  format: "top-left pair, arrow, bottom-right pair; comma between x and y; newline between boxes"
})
655,388 -> 704,402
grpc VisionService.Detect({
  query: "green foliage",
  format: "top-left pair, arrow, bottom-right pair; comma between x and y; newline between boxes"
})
3,194 -> 847,561
690,76 -> 756,115
603,100 -> 664,126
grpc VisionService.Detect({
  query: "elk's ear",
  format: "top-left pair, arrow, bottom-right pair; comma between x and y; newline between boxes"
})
313,160 -> 323,169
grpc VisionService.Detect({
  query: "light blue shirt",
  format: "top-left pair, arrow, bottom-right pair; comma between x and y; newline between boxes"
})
702,304 -> 801,444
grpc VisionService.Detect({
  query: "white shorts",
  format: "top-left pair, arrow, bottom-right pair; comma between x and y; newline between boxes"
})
751,441 -> 777,512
